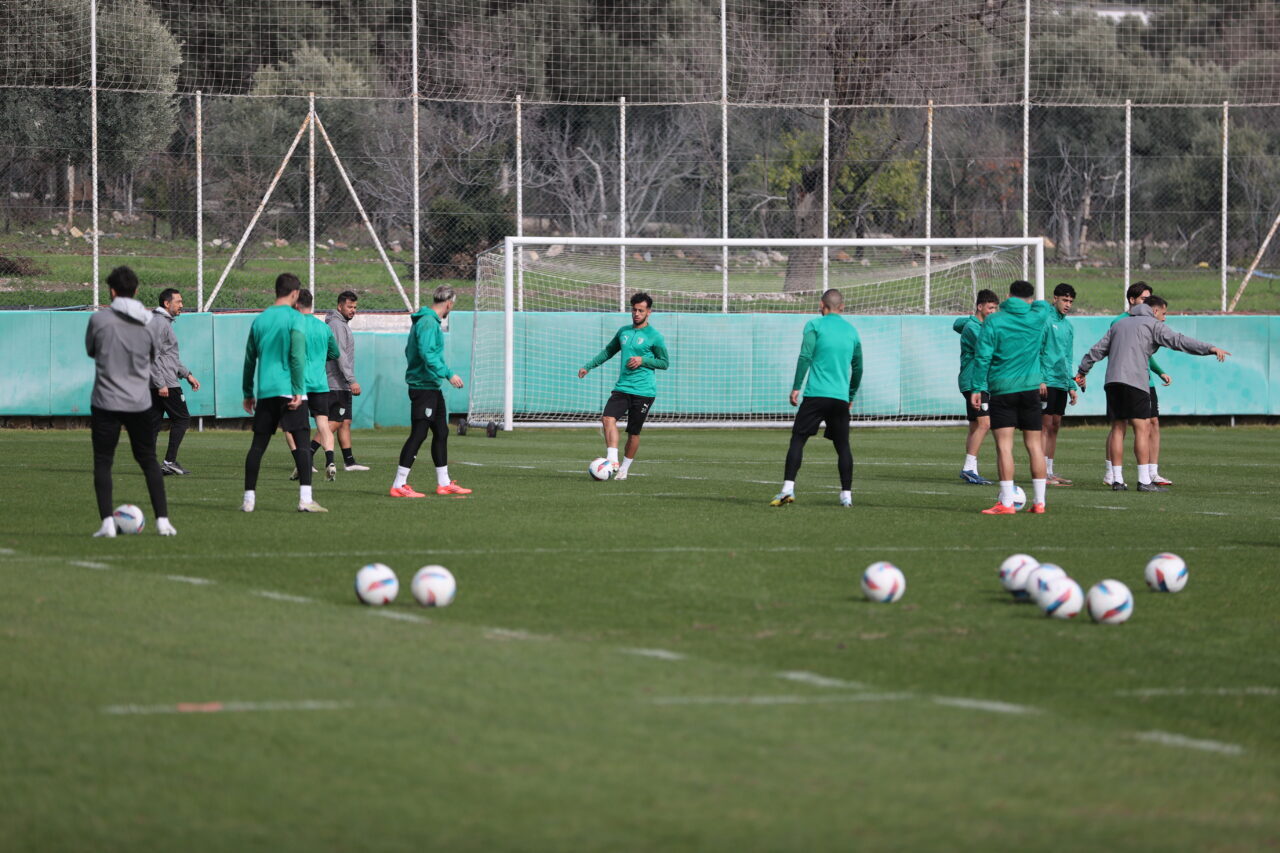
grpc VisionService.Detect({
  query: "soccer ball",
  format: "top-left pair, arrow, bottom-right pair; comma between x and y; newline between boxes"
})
861,561 -> 906,603
1026,563 -> 1068,607
588,457 -> 613,480
412,565 -> 457,608
1087,580 -> 1134,625
354,563 -> 399,606
999,553 -> 1039,600
1010,485 -> 1027,511
112,504 -> 145,535
1038,576 -> 1084,619
1145,553 -> 1188,593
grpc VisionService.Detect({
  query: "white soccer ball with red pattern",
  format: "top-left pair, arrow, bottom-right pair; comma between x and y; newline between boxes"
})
1038,576 -> 1084,620
354,563 -> 399,606
861,561 -> 906,603
999,553 -> 1039,600
1087,580 -> 1134,625
112,503 -> 145,535
1144,553 -> 1188,593
1026,563 -> 1068,606
588,457 -> 613,480
412,565 -> 457,608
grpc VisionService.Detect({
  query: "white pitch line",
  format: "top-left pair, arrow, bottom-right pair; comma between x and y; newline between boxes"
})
622,648 -> 686,661
777,671 -> 865,689
166,575 -> 214,585
907,490 -> 951,495
0,547 -> 16,555
102,699 -> 357,716
932,696 -> 1040,715
650,692 -> 915,706
1194,511 -> 1230,516
250,590 -> 314,604
1117,686 -> 1279,698
372,610 -> 429,624
484,627 -> 545,641
1133,730 -> 1244,756
1092,506 -> 1129,511
70,561 -> 111,571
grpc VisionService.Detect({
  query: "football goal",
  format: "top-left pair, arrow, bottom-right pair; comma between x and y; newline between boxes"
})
468,237 -> 1045,430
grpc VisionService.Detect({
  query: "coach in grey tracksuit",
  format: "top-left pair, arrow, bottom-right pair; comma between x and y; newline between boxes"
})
86,266 -> 171,534
322,290 -> 366,469
150,289 -> 201,474
1074,299 -> 1229,490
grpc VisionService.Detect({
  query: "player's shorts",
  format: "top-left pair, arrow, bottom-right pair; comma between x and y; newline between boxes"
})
963,390 -> 990,422
1042,387 -> 1069,417
408,388 -> 448,430
253,396 -> 310,434
150,387 -> 190,423
307,391 -> 332,421
1149,385 -> 1160,418
1104,382 -> 1152,421
792,396 -> 851,443
988,389 -> 1042,431
603,391 -> 655,435
327,389 -> 354,422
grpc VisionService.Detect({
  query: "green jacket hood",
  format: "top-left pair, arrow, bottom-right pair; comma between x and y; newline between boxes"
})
999,297 -> 1032,316
952,316 -> 971,334
409,306 -> 437,325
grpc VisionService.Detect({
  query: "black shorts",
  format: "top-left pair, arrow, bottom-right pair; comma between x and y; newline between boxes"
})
253,396 -> 311,434
963,391 -> 990,422
792,396 -> 851,443
1042,387 -> 1069,417
603,391 -> 655,435
328,389 -> 354,422
307,391 -> 331,421
151,387 -> 190,423
988,390 -> 1043,431
1149,385 -> 1160,418
1105,383 -> 1152,421
409,388 -> 448,429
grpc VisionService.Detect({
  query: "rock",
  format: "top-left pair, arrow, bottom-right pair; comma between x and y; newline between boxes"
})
632,252 -> 644,261
546,244 -> 564,258
1197,261 -> 1210,268
768,250 -> 786,263
263,241 -> 275,248
69,226 -> 83,238
274,238 -> 289,248
333,241 -> 349,249
859,258 -> 871,267
211,238 -> 223,247
1141,263 -> 1151,270
111,210 -> 124,222
388,241 -> 402,252
750,249 -> 769,262
834,249 -> 852,262
674,249 -> 685,259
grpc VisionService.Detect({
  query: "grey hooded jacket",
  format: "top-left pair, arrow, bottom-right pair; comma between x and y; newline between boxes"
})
149,306 -> 191,389
85,297 -> 157,412
324,308 -> 356,391
1077,303 -> 1215,392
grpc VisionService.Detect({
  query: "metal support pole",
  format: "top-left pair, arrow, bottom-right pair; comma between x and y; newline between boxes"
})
720,0 -> 729,313
1221,101 -> 1229,312
822,98 -> 830,292
515,95 -> 524,312
90,0 -> 99,305
195,91 -> 203,310
308,92 -> 316,291
1124,99 -> 1132,300
411,0 -> 421,311
1021,0 -> 1030,280
503,237 -> 515,430
924,100 -> 933,314
619,96 -> 627,310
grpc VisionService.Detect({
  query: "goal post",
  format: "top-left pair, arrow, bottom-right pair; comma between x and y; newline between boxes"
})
469,237 -> 1045,430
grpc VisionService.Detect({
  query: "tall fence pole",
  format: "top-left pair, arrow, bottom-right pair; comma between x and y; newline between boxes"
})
619,96 -> 627,310
822,98 -> 830,292
1124,99 -> 1132,301
1221,101 -> 1230,312
720,0 -> 729,313
308,92 -> 316,291
90,0 -> 99,305
195,91 -> 203,311
1021,0 -> 1030,280
411,0 -> 421,310
515,95 -> 524,313
924,100 -> 933,314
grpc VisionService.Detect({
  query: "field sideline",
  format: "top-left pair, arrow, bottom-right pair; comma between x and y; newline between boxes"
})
2,425 -> 1278,851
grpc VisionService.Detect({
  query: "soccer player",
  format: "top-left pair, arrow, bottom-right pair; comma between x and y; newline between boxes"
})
769,288 -> 863,508
1075,294 -> 1229,492
390,285 -> 470,498
953,289 -> 1000,485
1041,283 -> 1078,485
318,290 -> 368,471
284,289 -> 340,481
578,292 -> 670,480
86,265 -> 176,536
241,273 -> 324,513
149,287 -> 200,476
969,280 -> 1053,515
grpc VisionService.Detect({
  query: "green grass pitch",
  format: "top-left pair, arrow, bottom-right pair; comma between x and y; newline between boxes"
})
2,425 -> 1278,850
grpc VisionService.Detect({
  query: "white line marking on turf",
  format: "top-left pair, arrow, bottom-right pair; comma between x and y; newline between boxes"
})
650,692 -> 915,706
1134,731 -> 1244,756
250,590 -> 314,604
622,648 -> 686,661
102,699 -> 357,716
932,696 -> 1040,715
372,610 -> 429,624
777,671 -> 865,689
484,627 -> 545,641
1116,686 -> 1279,698
166,575 -> 214,585
1194,511 -> 1230,516
907,490 -> 951,495
0,548 -> 16,555
1092,506 -> 1129,511
69,561 -> 111,570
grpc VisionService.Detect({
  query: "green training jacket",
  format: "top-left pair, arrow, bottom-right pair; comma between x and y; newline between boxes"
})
243,304 -> 306,399
405,307 -> 452,391
970,298 -> 1052,396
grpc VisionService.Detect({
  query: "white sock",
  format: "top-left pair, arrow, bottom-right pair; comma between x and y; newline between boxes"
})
1151,464 -> 1161,479
1138,464 -> 1152,485
300,485 -> 313,504
436,466 -> 450,487
839,489 -> 852,502
1046,458 -> 1054,477
606,447 -> 619,464
243,490 -> 255,504
999,480 -> 1015,507
1112,465 -> 1125,484
1033,478 -> 1046,506
393,466 -> 410,489
963,454 -> 978,472
619,457 -> 633,475
782,479 -> 795,495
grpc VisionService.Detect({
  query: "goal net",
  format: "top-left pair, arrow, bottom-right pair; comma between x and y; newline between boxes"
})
468,238 -> 1044,429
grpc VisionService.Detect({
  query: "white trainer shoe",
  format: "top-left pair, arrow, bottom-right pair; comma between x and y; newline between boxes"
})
240,499 -> 255,513
156,518 -> 178,536
93,518 -> 117,538
614,469 -> 629,481
297,501 -> 328,513
344,463 -> 370,472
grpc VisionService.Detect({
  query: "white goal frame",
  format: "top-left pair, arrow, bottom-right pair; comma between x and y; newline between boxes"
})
486,236 -> 1046,431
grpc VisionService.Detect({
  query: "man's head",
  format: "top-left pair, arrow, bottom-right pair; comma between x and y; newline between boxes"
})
820,288 -> 844,314
433,284 -> 456,317
275,273 -> 301,305
1009,280 -> 1035,302
1146,293 -> 1168,321
296,288 -> 315,314
976,288 -> 999,320
106,266 -> 139,299
1052,282 -> 1076,315
630,292 -> 653,327
336,290 -> 358,320
159,287 -> 183,316
1126,281 -> 1151,306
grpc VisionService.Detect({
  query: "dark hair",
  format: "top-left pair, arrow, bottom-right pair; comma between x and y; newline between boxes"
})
1009,280 -> 1034,298
275,273 -> 301,298
1145,294 -> 1167,309
297,288 -> 314,308
337,290 -> 358,305
1053,282 -> 1077,298
976,289 -> 999,306
630,292 -> 653,309
106,265 -> 139,298
1127,281 -> 1151,301
158,287 -> 180,307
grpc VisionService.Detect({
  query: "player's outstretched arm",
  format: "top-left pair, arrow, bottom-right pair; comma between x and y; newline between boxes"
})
581,331 -> 621,376
1151,323 -> 1228,361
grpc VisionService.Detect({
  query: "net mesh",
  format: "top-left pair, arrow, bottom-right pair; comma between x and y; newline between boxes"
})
468,239 -> 1029,425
